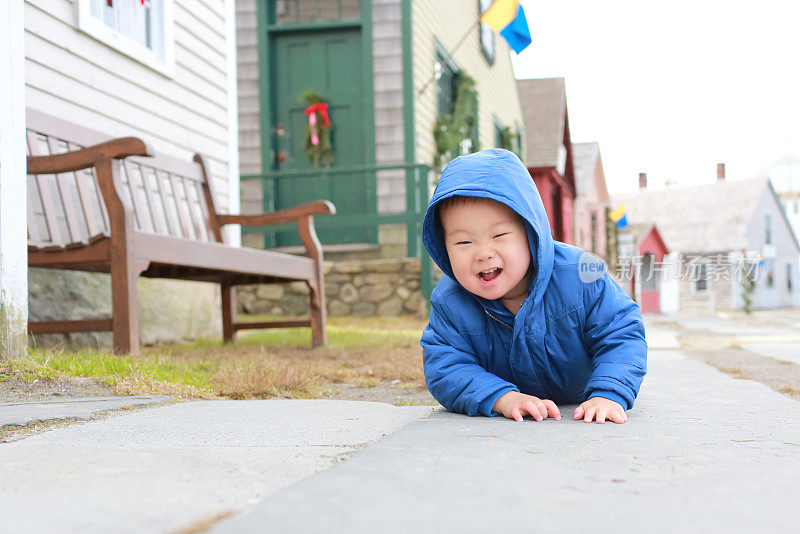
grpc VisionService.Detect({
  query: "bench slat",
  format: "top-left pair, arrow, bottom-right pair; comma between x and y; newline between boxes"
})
169,172 -> 192,239
25,134 -> 45,243
66,141 -> 110,239
47,137 -> 86,244
194,181 -> 216,242
152,170 -> 178,237
118,160 -> 143,232
140,165 -> 168,235
185,179 -> 209,242
68,143 -> 101,239
28,131 -> 65,245
134,232 -> 316,280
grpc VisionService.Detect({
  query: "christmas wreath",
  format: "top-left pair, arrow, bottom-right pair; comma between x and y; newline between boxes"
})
298,89 -> 333,167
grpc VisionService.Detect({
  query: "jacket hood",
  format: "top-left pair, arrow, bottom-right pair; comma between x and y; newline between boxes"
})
422,149 -> 555,309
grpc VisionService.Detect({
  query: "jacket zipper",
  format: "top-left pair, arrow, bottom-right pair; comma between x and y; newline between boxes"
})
485,310 -> 513,331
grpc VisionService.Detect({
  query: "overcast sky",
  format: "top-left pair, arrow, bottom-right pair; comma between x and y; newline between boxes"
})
511,0 -> 800,194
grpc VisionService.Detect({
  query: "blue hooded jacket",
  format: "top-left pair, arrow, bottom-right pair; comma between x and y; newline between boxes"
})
420,149 -> 647,416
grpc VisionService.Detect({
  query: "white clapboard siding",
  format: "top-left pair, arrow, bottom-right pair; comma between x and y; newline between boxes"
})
413,0 -> 524,168
25,35 -> 228,137
175,0 -> 226,43
24,0 -> 233,210
26,31 -> 227,128
24,6 -> 228,115
25,60 -> 228,160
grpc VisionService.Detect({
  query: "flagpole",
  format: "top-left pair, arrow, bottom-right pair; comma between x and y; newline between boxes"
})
416,20 -> 480,96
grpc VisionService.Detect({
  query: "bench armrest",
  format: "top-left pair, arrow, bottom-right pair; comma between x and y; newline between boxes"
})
27,137 -> 152,175
217,200 -> 336,227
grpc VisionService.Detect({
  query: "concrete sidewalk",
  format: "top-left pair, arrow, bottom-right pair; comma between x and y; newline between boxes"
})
1,396 -> 170,426
0,400 -> 435,533
2,326 -> 799,533
212,349 -> 800,534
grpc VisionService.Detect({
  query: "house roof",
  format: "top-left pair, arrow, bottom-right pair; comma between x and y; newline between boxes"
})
517,78 -> 566,168
611,177 -> 773,253
623,223 -> 669,259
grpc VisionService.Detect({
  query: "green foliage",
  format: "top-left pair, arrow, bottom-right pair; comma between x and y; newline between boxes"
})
739,261 -> 757,314
298,89 -> 333,167
237,315 -> 425,349
498,126 -> 517,153
433,73 -> 478,170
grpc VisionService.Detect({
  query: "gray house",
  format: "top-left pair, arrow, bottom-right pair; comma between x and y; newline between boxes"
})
612,172 -> 800,313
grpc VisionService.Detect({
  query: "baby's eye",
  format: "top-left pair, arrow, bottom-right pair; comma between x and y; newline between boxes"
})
493,232 -> 509,239
455,241 -> 471,245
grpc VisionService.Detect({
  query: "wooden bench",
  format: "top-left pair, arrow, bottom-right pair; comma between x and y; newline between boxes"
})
26,109 -> 335,354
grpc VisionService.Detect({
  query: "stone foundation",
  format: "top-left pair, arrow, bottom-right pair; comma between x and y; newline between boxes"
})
28,269 -> 221,349
237,258 -> 427,317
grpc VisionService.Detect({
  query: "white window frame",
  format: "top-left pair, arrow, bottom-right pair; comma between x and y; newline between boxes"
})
76,0 -> 175,78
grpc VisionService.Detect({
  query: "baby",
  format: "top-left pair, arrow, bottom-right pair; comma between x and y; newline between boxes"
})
420,149 -> 647,424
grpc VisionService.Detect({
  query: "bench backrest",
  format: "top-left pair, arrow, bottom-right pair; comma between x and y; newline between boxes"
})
26,109 -> 223,248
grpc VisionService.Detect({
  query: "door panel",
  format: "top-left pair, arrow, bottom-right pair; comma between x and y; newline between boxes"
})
272,28 -> 372,246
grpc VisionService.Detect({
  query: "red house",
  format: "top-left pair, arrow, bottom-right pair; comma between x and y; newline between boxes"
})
517,78 -> 577,244
618,223 -> 670,313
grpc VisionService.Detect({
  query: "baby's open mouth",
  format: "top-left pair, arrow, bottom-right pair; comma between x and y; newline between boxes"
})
478,267 -> 502,282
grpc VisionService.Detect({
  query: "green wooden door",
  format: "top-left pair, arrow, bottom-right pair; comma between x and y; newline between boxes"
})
271,28 -> 373,246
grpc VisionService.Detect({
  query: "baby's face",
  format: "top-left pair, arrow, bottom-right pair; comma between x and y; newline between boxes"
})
440,198 -> 531,306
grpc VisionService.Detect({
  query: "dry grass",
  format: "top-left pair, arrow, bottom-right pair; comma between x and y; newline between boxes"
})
11,316 -> 429,401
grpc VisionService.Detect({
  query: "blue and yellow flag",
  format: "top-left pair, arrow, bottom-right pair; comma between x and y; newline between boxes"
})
480,0 -> 532,54
609,204 -> 628,229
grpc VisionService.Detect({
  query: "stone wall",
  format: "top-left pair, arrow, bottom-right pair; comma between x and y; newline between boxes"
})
29,269 -> 221,349
237,258 -> 426,317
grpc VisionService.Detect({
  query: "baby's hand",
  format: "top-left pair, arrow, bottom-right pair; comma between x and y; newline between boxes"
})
492,391 -> 561,422
573,397 -> 627,424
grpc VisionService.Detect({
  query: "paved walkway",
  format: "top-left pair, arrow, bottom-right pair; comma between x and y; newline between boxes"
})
1,324 -> 798,533
0,396 -> 170,426
212,348 -> 800,534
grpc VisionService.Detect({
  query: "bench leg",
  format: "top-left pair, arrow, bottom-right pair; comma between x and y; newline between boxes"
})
309,279 -> 326,348
221,283 -> 236,343
110,258 -> 141,355
297,215 -> 327,347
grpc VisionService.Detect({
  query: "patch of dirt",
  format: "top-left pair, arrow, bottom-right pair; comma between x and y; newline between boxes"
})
673,328 -> 800,402
0,375 -> 115,403
682,347 -> 800,401
320,382 -> 439,406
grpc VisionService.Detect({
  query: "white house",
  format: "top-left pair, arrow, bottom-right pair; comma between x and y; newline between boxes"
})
612,171 -> 800,313
21,0 -> 240,347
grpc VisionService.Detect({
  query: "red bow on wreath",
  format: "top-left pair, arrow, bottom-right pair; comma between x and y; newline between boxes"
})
107,0 -> 149,6
303,103 -> 330,146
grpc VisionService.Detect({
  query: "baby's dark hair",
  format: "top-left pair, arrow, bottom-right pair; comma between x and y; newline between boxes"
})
435,195 -> 488,233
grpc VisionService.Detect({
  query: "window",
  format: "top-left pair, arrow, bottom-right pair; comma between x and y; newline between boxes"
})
788,263 -> 794,293
590,212 -> 598,254
77,0 -> 174,77
691,260 -> 709,293
765,213 -> 772,244
478,0 -> 495,64
275,0 -> 361,24
435,50 -> 458,118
